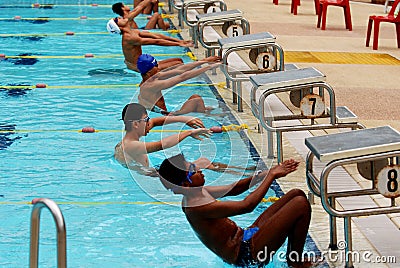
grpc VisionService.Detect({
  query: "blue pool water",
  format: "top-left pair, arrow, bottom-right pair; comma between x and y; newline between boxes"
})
0,1 -> 321,267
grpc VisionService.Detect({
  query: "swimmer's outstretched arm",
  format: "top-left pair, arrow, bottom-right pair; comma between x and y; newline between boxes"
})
156,56 -> 222,79
204,160 -> 299,213
150,116 -> 204,128
138,30 -> 193,46
145,63 -> 221,91
128,128 -> 211,154
204,171 -> 264,199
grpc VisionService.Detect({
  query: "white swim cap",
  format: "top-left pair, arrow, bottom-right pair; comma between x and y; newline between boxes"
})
106,18 -> 121,34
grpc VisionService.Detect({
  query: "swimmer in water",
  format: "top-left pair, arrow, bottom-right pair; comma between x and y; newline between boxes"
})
114,103 -> 256,175
158,154 -> 322,267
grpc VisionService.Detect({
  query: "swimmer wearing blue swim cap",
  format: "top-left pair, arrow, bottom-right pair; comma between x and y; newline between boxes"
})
137,54 -> 158,75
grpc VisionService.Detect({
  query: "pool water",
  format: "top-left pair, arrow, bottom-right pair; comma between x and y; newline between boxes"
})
0,1 -> 321,267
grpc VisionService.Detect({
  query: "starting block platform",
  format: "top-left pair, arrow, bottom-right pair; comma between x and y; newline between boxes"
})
217,32 -> 285,112
249,67 -> 363,162
305,125 -> 400,268
196,9 -> 250,57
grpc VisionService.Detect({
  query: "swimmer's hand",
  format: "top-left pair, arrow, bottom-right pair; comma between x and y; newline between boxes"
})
205,62 -> 222,71
189,128 -> 211,141
185,117 -> 205,129
202,56 -> 222,63
180,40 -> 194,47
269,159 -> 299,179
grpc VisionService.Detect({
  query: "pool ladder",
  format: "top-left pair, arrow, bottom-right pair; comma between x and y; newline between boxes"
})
29,198 -> 67,268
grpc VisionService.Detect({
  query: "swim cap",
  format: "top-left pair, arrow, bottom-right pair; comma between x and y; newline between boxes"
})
106,18 -> 121,34
137,54 -> 158,74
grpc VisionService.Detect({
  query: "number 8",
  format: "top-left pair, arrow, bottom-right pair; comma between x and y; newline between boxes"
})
387,169 -> 398,192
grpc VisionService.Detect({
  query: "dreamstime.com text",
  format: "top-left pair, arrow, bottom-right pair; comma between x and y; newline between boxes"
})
256,241 -> 397,264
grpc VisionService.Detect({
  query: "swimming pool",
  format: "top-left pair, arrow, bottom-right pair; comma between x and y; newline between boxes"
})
0,1 -> 321,267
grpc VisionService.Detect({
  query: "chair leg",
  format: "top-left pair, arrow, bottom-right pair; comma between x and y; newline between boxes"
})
314,0 -> 320,14
321,4 -> 328,30
345,6 -> 352,31
373,21 -> 381,50
317,3 -> 322,28
291,0 -> 299,14
396,23 -> 400,48
366,18 -> 373,47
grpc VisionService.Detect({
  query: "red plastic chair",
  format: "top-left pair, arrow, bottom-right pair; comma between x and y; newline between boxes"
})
366,0 -> 400,50
316,0 -> 352,30
291,0 -> 319,15
274,0 -> 301,15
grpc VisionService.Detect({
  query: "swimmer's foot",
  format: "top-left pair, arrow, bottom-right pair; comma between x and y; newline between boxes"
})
288,256 -> 325,268
245,165 -> 257,171
204,106 -> 215,113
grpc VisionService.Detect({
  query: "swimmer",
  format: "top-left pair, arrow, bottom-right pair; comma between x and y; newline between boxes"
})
133,0 -> 158,15
106,15 -> 192,72
137,54 -> 221,115
114,103 -> 254,174
158,154 -> 322,267
112,2 -> 170,30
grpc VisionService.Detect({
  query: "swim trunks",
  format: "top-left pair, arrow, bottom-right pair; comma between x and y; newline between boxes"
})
150,105 -> 171,116
236,227 -> 265,267
124,60 -> 139,73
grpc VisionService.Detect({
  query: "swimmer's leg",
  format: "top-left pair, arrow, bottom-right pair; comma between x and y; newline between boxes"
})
249,189 -> 312,265
144,13 -> 159,29
156,13 -> 170,30
158,58 -> 184,71
173,94 -> 211,115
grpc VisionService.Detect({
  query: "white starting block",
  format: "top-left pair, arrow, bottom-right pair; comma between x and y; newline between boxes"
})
217,32 -> 285,112
181,0 -> 227,47
250,67 -> 363,162
305,125 -> 400,268
196,9 -> 250,57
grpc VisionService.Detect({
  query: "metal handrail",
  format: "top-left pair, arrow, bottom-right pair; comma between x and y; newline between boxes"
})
183,0 -> 227,27
198,17 -> 250,50
319,151 -> 400,217
30,198 -> 67,268
220,43 -> 285,82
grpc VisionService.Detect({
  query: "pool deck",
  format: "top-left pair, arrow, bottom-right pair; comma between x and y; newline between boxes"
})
169,0 -> 400,267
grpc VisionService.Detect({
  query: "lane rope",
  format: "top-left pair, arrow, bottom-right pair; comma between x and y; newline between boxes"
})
0,52 -> 188,59
0,29 -> 181,37
0,3 -> 166,8
0,82 -> 227,90
0,129 -> 191,133
0,197 -> 278,206
0,14 -> 174,21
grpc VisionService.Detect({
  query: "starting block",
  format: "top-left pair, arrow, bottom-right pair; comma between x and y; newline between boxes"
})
196,9 -> 250,57
250,67 -> 363,162
217,32 -> 285,112
181,0 -> 228,47
305,125 -> 400,268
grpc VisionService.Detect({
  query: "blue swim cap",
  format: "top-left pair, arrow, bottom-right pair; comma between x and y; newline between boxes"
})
137,54 -> 158,74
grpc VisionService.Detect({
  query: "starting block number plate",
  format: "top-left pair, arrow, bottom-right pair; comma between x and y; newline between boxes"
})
206,5 -> 221,13
256,52 -> 276,70
226,24 -> 243,38
300,94 -> 325,118
377,165 -> 400,198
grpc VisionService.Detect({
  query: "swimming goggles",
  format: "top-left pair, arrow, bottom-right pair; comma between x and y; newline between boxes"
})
125,116 -> 150,123
184,163 -> 196,184
137,116 -> 150,123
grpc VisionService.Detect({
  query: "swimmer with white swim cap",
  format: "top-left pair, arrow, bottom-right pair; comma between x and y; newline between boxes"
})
106,8 -> 192,73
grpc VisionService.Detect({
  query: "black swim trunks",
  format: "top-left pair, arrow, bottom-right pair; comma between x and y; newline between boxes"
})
236,227 -> 268,267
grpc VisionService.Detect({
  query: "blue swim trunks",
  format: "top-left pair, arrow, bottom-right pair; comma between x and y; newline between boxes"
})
236,227 -> 267,267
